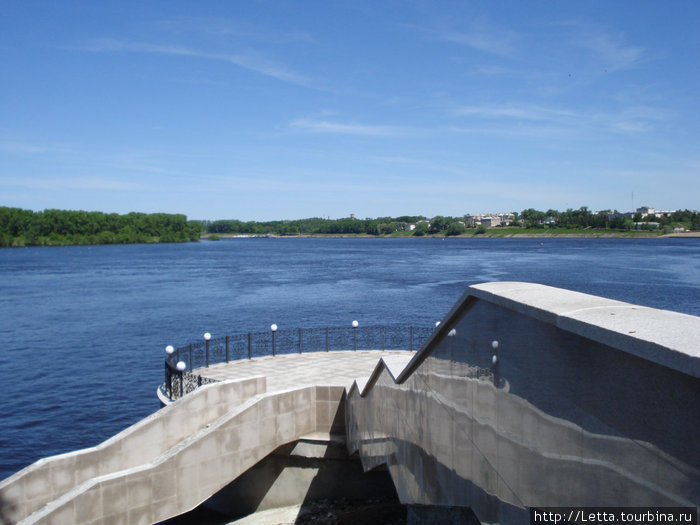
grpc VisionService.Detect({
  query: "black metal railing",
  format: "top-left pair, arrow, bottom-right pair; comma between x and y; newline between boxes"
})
160,325 -> 432,401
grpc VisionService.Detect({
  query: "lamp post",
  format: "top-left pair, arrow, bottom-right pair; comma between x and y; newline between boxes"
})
491,340 -> 499,387
445,327 -> 457,363
176,361 -> 186,398
204,332 -> 211,367
352,320 -> 358,351
271,324 -> 278,356
165,345 -> 174,398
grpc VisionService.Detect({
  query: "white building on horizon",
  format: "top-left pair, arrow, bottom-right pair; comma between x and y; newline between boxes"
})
464,213 -> 515,227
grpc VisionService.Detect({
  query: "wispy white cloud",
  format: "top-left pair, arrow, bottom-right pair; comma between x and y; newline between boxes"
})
440,24 -> 517,57
1,175 -> 146,191
610,120 -> 650,133
80,39 -> 310,86
375,156 -> 419,165
374,155 -> 483,178
289,119 -> 413,137
0,141 -> 71,154
156,16 -> 315,44
210,172 -> 585,210
451,104 -> 583,138
573,30 -> 646,72
448,124 -> 570,139
455,105 -> 578,122
453,102 -> 665,135
410,14 -> 518,57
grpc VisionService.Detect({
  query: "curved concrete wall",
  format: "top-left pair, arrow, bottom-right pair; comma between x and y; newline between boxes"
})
3,381 -> 345,525
347,282 -> 700,524
20,386 -> 321,524
0,377 -> 265,524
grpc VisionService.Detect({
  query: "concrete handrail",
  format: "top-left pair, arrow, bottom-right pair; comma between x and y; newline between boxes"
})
20,385 -> 335,524
0,376 -> 265,523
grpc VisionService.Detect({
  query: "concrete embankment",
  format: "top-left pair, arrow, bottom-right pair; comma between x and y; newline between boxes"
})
347,282 -> 700,524
3,282 -> 698,524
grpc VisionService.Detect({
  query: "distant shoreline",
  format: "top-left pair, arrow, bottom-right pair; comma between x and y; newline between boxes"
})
6,232 -> 696,248
202,231 -> 700,240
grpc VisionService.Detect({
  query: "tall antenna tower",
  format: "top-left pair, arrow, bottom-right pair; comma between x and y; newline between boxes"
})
631,191 -> 634,212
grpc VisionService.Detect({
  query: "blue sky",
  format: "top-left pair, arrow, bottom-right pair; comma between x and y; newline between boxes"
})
1,1 -> 698,220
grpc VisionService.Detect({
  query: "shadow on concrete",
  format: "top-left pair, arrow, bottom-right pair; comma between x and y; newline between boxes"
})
0,492 -> 16,525
293,400 -> 406,524
154,505 -> 231,525
155,436 -> 291,525
157,392 -> 407,524
293,495 -> 406,525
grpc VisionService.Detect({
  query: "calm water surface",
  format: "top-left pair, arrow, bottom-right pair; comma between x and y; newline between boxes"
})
0,238 -> 698,478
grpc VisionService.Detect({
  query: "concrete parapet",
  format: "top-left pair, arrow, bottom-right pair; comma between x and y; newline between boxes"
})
467,281 -> 700,377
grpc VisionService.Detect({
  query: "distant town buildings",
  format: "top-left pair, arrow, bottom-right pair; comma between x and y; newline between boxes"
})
635,207 -> 678,218
634,222 -> 660,230
597,207 -> 677,220
458,206 -> 691,231
464,213 -> 516,227
347,205 -> 691,234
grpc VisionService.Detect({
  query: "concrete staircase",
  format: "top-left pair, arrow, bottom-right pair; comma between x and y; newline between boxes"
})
345,282 -> 700,524
0,378 -> 344,524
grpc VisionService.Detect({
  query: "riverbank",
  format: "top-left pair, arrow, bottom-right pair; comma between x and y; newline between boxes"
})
201,231 -> 700,240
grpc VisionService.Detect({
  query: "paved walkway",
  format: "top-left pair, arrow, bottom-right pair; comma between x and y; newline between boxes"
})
198,350 -> 414,392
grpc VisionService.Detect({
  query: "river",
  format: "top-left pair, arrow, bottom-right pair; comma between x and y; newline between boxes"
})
0,237 -> 698,479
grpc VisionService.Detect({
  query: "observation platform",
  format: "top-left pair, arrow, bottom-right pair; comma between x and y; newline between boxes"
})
157,324 -> 430,404
198,350 -> 414,392
156,349 -> 415,406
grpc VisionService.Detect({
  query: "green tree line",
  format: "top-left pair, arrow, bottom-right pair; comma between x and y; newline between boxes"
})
0,207 -> 202,247
4,206 -> 696,247
203,207 -> 698,237
203,215 -> 432,236
518,207 -> 699,230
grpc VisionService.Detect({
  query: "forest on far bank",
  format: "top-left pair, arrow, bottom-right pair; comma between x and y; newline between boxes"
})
202,207 -> 699,237
0,207 -> 201,247
2,206 -> 698,247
